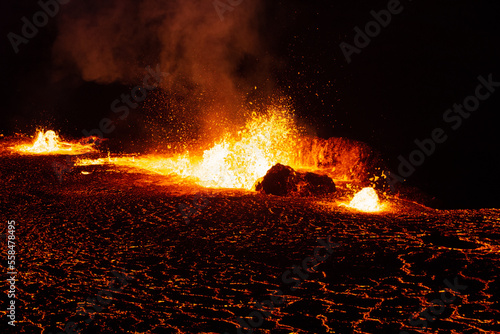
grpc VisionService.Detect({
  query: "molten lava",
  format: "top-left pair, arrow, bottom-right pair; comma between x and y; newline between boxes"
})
342,187 -> 384,212
76,107 -> 378,193
191,109 -> 301,189
12,130 -> 97,155
78,108 -> 303,189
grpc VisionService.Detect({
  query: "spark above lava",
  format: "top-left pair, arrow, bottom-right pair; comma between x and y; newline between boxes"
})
12,130 -> 97,155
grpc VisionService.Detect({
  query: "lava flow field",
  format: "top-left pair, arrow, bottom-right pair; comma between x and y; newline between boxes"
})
1,150 -> 499,334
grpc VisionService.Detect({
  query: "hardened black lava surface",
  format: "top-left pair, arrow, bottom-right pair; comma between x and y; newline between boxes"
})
1,154 -> 499,334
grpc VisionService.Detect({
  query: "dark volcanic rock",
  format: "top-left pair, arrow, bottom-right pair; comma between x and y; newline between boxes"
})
298,172 -> 336,196
254,164 -> 299,196
254,163 -> 336,196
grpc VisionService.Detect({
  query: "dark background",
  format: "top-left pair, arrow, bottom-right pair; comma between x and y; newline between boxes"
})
1,0 -> 499,209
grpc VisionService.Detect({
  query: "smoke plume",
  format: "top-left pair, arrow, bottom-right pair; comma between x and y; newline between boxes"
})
53,0 -> 272,137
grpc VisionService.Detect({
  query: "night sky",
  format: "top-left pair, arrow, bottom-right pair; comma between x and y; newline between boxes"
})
1,0 -> 499,209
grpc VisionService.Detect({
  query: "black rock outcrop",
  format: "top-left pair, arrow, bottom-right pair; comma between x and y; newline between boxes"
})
254,163 -> 336,196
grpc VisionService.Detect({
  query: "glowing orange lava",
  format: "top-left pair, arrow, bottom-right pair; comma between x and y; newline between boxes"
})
341,187 -> 384,212
12,130 -> 97,155
78,108 -> 304,189
76,107 -> 376,191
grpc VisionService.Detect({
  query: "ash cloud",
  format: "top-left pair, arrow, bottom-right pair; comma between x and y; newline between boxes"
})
52,0 -> 272,126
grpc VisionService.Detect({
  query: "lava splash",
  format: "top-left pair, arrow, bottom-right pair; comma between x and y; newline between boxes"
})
12,130 -> 97,155
76,107 -> 378,191
78,108 -> 301,190
341,187 -> 385,212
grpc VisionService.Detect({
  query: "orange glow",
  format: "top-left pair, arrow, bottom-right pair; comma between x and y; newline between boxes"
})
342,187 -> 384,212
76,107 -> 376,191
12,130 -> 97,155
78,108 -> 301,189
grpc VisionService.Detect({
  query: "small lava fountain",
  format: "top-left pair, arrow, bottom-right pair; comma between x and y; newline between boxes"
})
78,108 -> 302,189
342,187 -> 385,212
12,130 -> 97,155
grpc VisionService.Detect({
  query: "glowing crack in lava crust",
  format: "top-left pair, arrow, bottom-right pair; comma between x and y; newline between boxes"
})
342,187 -> 385,212
12,130 -> 97,155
